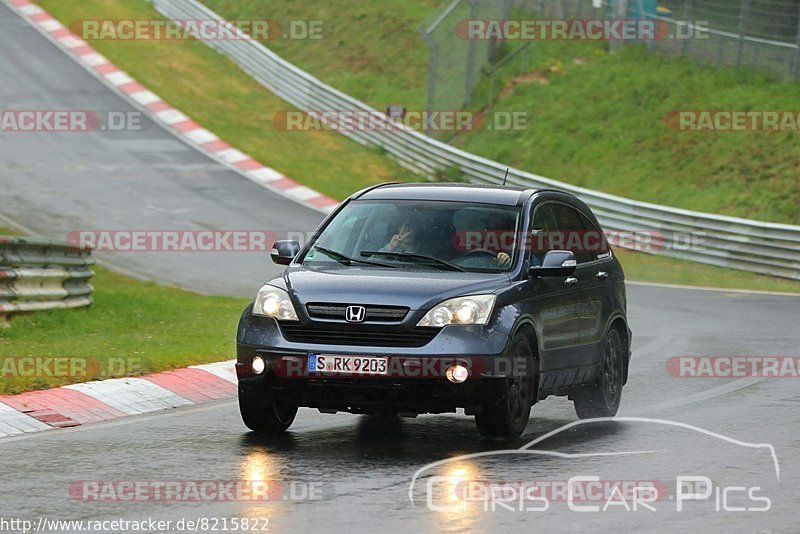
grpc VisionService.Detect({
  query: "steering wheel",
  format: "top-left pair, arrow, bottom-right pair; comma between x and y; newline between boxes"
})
462,248 -> 498,259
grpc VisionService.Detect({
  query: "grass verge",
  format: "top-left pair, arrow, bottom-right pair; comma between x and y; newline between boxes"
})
0,264 -> 247,395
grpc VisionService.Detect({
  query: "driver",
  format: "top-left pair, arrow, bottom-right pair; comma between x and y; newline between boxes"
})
454,213 -> 513,268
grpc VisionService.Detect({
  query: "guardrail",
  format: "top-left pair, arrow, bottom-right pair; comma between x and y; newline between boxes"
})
0,236 -> 94,318
152,0 -> 800,281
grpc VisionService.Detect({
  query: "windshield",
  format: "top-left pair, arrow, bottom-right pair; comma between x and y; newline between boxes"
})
301,199 -> 522,273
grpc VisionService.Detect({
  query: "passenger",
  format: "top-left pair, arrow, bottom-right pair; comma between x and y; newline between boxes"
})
382,220 -> 420,253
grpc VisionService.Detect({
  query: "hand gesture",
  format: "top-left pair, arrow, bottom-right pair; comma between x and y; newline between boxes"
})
388,222 -> 412,252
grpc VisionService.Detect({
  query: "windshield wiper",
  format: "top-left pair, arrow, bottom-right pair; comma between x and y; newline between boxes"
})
360,251 -> 466,272
312,246 -> 396,268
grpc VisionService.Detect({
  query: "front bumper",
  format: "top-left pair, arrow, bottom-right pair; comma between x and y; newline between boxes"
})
236,311 -> 514,414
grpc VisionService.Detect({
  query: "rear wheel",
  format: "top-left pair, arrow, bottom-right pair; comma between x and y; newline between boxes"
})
238,384 -> 297,434
475,335 -> 536,438
573,328 -> 624,419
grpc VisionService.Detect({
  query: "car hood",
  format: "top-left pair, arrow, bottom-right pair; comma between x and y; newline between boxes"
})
275,265 -> 510,310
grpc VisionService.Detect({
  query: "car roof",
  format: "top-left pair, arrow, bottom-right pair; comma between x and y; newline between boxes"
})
355,183 -> 537,206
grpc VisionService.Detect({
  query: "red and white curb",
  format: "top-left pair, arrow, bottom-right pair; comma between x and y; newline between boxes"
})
4,0 -> 340,215
0,361 -> 237,438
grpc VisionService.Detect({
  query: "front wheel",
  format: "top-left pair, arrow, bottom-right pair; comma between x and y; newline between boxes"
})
573,329 -> 624,419
475,335 -> 536,438
238,384 -> 298,434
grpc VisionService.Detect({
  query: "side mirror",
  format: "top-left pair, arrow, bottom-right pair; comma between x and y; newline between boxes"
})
271,240 -> 300,265
529,250 -> 577,278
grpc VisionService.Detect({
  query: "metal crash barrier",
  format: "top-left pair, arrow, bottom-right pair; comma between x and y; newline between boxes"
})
0,236 -> 94,318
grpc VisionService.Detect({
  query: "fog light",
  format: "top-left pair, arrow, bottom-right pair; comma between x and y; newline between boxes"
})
446,363 -> 469,384
251,355 -> 266,375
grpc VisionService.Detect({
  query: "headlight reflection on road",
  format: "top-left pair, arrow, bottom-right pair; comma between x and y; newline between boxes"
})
242,450 -> 275,484
424,461 -> 482,530
238,449 -> 284,520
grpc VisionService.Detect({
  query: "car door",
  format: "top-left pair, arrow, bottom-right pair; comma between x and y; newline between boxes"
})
526,202 -> 587,391
550,202 -> 606,374
576,210 -> 616,364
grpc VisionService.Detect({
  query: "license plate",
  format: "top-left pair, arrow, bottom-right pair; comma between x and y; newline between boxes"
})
308,354 -> 388,375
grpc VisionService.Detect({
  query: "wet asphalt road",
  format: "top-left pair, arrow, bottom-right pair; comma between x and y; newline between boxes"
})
0,2 -> 322,296
1,288 -> 798,533
1,3 -> 799,533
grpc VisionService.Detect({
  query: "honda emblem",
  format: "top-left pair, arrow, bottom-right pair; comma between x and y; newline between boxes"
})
345,305 -> 366,323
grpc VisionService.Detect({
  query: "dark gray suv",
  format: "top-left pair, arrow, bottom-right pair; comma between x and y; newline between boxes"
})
236,183 -> 631,437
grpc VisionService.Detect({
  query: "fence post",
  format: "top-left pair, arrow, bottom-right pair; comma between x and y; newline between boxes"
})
520,43 -> 527,75
610,0 -> 630,53
792,4 -> 800,78
489,0 -> 513,63
554,0 -> 565,19
682,0 -> 693,55
635,0 -> 653,49
736,0 -> 750,65
420,27 -> 438,135
464,0 -> 479,108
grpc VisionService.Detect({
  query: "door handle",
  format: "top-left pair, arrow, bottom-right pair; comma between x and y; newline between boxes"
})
596,271 -> 608,280
564,276 -> 578,287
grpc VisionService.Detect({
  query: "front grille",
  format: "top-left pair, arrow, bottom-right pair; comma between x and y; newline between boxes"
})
306,303 -> 409,322
279,324 -> 439,347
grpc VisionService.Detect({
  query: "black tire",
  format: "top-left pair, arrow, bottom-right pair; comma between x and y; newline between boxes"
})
475,335 -> 536,438
238,384 -> 298,434
574,328 -> 624,419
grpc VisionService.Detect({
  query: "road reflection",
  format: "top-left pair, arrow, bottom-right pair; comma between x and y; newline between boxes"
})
237,438 -> 290,524
233,413 -> 623,531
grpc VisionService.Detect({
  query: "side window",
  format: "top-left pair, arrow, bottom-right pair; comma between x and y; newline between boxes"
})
579,213 -> 610,261
550,204 -> 594,264
529,204 -> 559,266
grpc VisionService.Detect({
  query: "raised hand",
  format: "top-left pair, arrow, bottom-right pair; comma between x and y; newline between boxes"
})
388,222 -> 412,251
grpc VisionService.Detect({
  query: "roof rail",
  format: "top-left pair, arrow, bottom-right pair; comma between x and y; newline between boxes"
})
350,182 -> 400,200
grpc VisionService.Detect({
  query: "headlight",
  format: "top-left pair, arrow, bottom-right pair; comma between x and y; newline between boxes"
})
417,295 -> 496,327
252,285 -> 299,321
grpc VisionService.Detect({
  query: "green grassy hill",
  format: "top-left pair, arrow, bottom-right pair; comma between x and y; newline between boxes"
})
201,0 -> 800,224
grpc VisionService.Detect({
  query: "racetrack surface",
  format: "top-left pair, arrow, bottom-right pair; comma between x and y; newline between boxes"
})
1,3 -> 799,532
0,1 -> 323,297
